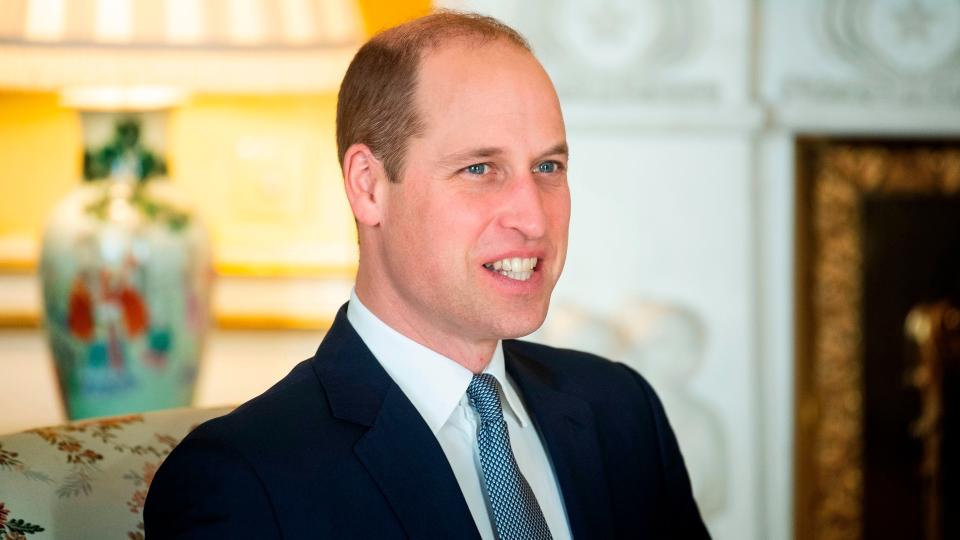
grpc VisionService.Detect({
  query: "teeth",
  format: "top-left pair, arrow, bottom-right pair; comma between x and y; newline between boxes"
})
483,257 -> 537,281
505,270 -> 533,281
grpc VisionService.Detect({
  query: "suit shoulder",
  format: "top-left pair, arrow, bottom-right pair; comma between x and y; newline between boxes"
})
183,356 -> 335,453
506,338 -> 610,364
504,339 -> 655,400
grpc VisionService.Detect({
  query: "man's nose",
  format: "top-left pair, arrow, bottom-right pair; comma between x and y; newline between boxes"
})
499,172 -> 548,239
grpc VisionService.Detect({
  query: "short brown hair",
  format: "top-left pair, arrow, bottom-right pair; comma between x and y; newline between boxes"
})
336,10 -> 531,182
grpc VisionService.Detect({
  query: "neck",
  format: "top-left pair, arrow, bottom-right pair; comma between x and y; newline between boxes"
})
354,277 -> 497,374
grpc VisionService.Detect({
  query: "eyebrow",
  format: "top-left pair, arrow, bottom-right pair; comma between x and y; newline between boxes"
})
539,142 -> 569,160
440,142 -> 569,166
439,147 -> 504,166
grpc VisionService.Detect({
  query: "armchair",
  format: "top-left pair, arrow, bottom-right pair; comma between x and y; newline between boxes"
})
0,406 -> 232,539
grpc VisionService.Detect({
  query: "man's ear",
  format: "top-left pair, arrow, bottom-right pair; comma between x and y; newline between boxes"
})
342,143 -> 387,227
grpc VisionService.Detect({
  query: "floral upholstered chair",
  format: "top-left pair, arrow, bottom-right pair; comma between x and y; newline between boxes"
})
0,406 -> 231,539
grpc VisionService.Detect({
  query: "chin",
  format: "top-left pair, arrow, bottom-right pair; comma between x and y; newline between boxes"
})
490,307 -> 549,340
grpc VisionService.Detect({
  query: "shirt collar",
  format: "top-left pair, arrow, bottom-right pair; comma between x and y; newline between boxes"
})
346,289 -> 531,434
484,342 -> 532,429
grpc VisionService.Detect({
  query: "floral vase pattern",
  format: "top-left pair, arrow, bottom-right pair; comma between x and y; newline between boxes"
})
40,116 -> 212,419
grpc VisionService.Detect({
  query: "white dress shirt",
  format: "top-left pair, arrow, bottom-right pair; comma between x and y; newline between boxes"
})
347,290 -> 572,540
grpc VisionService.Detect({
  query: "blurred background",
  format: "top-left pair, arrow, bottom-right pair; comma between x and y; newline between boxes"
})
2,0 -> 959,539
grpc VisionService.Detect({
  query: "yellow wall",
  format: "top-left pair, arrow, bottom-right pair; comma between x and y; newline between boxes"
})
357,0 -> 432,35
169,94 -> 357,274
0,0 -> 431,274
0,92 -> 81,267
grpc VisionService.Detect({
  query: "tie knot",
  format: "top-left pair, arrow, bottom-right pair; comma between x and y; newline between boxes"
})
467,373 -> 504,424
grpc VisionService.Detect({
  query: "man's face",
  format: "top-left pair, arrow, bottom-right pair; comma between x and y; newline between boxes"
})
373,38 -> 570,347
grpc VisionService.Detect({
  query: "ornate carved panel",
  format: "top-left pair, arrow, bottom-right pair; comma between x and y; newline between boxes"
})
519,0 -> 725,103
770,0 -> 960,107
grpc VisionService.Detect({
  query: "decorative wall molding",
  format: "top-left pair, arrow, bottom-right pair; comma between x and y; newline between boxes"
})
772,106 -> 960,135
770,0 -> 960,108
523,0 -> 719,103
819,0 -> 960,83
562,103 -> 765,131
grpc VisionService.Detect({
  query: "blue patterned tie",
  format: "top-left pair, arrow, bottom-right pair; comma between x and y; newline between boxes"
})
467,373 -> 553,540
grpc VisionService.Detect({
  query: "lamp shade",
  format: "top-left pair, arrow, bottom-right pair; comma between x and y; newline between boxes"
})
0,0 -> 364,96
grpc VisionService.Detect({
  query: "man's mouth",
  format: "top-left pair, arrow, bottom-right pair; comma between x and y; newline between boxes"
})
483,257 -> 538,281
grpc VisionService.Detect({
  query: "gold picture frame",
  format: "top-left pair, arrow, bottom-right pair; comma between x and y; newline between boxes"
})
794,138 -> 960,540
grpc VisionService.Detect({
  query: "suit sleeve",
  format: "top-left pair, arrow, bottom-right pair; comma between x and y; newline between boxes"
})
144,435 -> 282,539
620,363 -> 712,539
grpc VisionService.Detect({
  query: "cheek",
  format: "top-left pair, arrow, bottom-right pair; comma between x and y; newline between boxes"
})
388,185 -> 435,236
400,196 -> 482,273
431,194 -> 491,237
547,189 -> 572,232
382,191 -> 432,267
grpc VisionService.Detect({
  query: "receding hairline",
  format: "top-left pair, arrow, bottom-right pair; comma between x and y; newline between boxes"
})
369,9 -> 532,55
336,10 -> 534,182
369,10 -> 536,113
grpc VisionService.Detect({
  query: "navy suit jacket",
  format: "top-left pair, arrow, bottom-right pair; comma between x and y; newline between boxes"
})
145,304 -> 709,539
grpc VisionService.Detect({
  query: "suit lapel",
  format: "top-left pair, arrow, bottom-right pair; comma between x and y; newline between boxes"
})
311,306 -> 480,540
505,342 -> 616,540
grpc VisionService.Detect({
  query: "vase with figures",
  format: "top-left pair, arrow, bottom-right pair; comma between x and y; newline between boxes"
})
40,114 -> 211,420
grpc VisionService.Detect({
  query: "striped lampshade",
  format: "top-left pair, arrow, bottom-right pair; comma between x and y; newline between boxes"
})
0,0 -> 364,99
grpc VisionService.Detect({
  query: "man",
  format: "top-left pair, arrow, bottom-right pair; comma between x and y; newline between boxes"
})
145,11 -> 709,539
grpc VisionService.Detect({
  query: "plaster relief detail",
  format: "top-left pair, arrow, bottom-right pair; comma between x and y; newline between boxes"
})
523,0 -> 718,103
782,0 -> 960,106
539,301 -> 728,518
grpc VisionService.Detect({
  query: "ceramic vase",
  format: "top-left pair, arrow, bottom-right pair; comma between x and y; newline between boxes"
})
39,114 -> 211,419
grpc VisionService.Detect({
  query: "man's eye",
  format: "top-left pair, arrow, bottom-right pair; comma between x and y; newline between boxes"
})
535,161 -> 562,173
464,163 -> 489,175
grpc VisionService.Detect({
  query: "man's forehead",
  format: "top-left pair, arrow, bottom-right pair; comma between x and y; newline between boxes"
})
404,34 -> 565,164
415,36 -> 541,92
413,39 -> 557,116
419,33 -> 526,62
